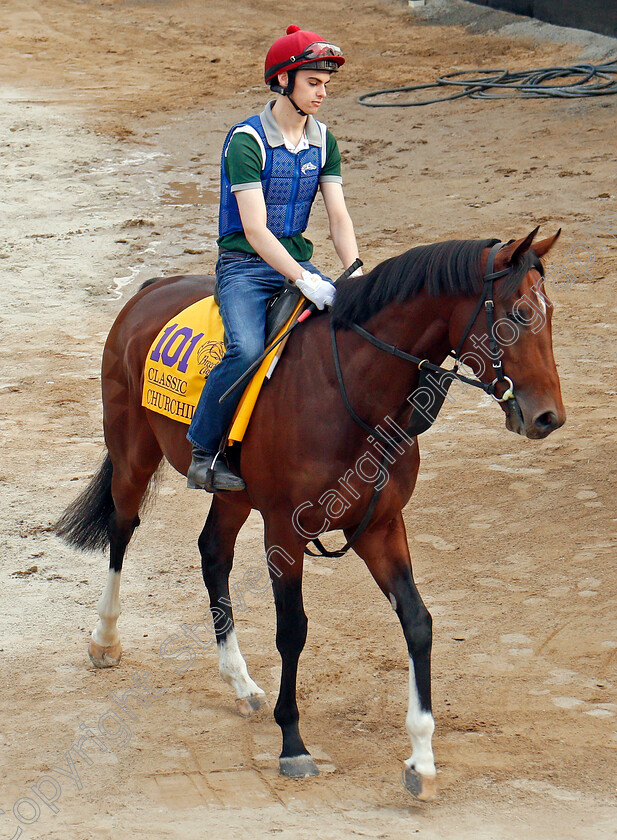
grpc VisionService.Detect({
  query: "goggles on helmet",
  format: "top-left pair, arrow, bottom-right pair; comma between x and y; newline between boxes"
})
291,42 -> 343,64
266,41 -> 343,81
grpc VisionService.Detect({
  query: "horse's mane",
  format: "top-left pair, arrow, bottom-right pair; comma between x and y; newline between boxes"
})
138,276 -> 164,291
330,238 -> 544,329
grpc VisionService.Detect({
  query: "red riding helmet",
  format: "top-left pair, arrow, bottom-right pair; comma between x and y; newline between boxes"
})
264,25 -> 345,87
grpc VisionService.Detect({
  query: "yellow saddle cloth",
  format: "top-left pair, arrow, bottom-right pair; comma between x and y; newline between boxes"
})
142,295 -> 302,444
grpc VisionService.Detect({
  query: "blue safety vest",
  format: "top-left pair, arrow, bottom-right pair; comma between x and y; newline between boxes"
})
218,115 -> 323,240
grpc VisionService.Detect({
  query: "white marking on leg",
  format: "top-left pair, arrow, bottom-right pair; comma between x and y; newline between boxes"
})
218,628 -> 265,699
91,569 -> 122,648
405,657 -> 436,777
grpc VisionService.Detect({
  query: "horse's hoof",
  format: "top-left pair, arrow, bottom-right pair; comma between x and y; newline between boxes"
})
88,640 -> 122,668
235,693 -> 269,718
279,755 -> 320,779
401,766 -> 437,801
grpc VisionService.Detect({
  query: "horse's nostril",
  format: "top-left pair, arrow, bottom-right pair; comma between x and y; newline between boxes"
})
535,411 -> 558,431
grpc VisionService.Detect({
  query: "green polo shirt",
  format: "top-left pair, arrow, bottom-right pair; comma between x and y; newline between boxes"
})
218,102 -> 343,260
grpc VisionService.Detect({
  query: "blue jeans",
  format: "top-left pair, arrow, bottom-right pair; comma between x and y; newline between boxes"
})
187,251 -> 329,453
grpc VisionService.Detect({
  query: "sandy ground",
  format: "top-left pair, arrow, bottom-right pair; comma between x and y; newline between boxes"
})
1,1 -> 616,838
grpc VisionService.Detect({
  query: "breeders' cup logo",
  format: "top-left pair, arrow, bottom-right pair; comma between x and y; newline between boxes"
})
301,162 -> 317,175
197,340 -> 225,378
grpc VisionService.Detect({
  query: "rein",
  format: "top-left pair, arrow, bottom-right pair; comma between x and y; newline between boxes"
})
306,241 -> 517,559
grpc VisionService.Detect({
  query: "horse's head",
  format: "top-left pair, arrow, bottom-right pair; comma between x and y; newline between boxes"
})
450,228 -> 566,439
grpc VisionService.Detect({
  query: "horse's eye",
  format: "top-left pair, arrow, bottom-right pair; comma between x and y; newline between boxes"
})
507,308 -> 531,326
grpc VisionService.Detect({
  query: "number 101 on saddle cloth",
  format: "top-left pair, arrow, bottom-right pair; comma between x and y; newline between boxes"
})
142,292 -> 303,443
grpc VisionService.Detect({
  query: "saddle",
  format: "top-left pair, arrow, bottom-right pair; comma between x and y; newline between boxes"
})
214,280 -> 303,348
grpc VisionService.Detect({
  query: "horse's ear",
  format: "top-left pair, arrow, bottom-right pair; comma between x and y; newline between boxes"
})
500,227 -> 540,266
531,228 -> 562,258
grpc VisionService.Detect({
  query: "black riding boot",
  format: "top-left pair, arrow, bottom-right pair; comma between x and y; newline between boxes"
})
187,449 -> 246,492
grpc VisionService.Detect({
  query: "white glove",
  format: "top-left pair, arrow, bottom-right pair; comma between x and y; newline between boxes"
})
294,270 -> 336,310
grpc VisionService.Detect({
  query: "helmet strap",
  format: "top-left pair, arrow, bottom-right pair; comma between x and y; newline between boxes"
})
286,94 -> 308,117
270,70 -> 308,117
284,71 -> 309,117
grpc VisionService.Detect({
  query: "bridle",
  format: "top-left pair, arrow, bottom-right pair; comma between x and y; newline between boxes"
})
450,239 -> 515,402
452,242 -> 514,402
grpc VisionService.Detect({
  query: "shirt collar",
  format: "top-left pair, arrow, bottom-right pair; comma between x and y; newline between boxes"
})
260,101 -> 322,147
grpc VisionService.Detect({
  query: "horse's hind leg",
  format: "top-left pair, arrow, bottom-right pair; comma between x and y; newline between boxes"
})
199,495 -> 268,717
351,514 -> 436,801
89,507 -> 136,667
90,413 -> 163,668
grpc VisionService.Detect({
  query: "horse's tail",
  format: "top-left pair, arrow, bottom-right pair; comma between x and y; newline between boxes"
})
55,452 -> 115,551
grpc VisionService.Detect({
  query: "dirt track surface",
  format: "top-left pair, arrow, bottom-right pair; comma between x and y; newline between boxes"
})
1,1 -> 616,838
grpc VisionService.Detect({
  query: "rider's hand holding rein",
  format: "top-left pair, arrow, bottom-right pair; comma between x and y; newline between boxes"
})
295,270 -> 335,310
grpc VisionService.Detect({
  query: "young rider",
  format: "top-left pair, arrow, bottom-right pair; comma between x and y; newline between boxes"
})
187,25 -> 362,492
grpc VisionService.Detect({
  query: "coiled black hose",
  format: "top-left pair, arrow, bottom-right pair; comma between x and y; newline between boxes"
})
358,60 -> 617,106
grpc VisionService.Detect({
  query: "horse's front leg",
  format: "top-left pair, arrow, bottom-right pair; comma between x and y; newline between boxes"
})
264,520 -> 318,779
199,495 -> 268,717
351,513 -> 436,801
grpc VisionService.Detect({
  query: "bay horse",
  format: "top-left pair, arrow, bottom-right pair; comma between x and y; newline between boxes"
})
56,228 -> 565,800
